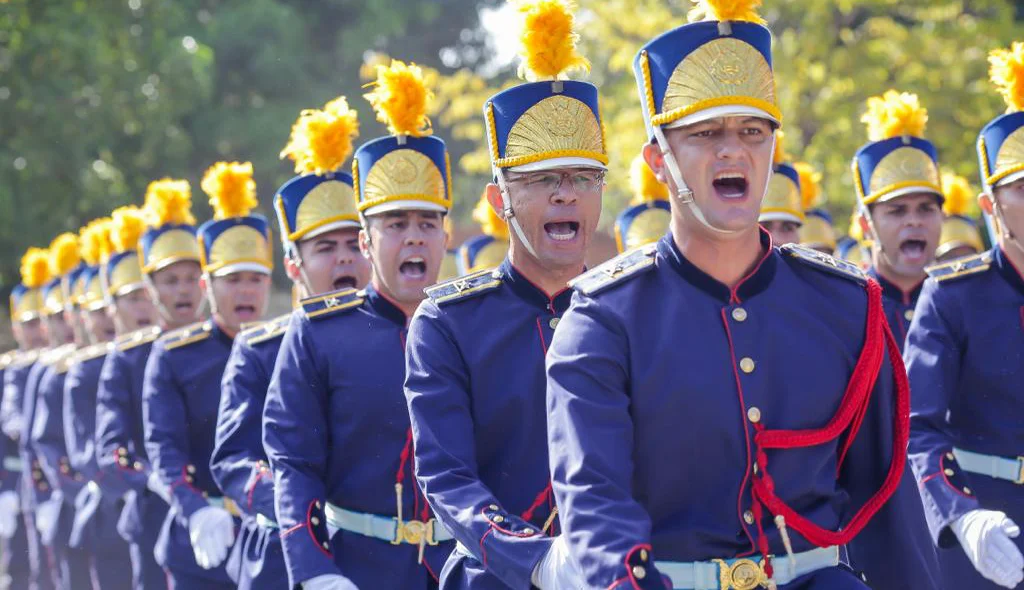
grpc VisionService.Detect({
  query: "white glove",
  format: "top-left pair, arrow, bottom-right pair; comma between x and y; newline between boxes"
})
531,535 -> 584,590
146,472 -> 171,503
74,481 -> 102,512
302,574 -> 359,590
952,509 -> 1024,588
187,506 -> 236,570
0,491 -> 20,539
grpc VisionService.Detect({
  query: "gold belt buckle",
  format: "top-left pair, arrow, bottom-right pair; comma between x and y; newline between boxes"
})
713,558 -> 769,590
394,519 -> 439,546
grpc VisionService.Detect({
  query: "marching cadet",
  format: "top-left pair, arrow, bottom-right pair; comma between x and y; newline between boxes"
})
614,153 -> 671,253
142,162 -> 273,589
906,41 -> 1024,590
0,252 -> 50,590
405,1 -> 603,588
262,58 -> 453,590
795,162 -> 837,256
31,233 -> 96,588
455,190 -> 511,274
94,179 -> 205,590
544,1 -> 935,588
65,211 -> 155,589
210,95 -> 370,589
758,132 -> 804,246
936,171 -> 985,263
854,91 -> 944,343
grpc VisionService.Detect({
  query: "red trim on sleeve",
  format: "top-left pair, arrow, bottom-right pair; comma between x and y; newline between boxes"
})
245,466 -> 272,511
305,500 -> 331,557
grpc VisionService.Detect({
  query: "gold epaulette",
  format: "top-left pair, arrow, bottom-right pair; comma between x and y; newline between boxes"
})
241,313 -> 290,346
570,244 -> 658,296
926,251 -> 993,283
68,342 -> 113,366
38,344 -> 75,368
781,243 -> 867,285
48,343 -> 79,375
8,349 -> 40,369
115,326 -> 162,352
424,268 -> 502,306
300,288 -> 363,321
162,321 -> 212,351
0,350 -> 15,371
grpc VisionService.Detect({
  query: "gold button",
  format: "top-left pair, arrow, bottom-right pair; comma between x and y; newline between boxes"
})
739,358 -> 755,374
904,309 -> 914,321
311,517 -> 320,526
187,465 -> 196,474
752,463 -> 759,475
963,487 -> 972,495
944,468 -> 954,476
118,457 -> 128,467
322,542 -> 330,550
946,452 -> 955,461
732,308 -> 748,322
492,515 -> 504,523
632,565 -> 647,579
315,501 -> 322,509
549,318 -> 560,329
747,407 -> 761,424
640,549 -> 648,561
488,504 -> 499,511
743,510 -> 755,525
133,461 -> 143,471
522,529 -> 535,536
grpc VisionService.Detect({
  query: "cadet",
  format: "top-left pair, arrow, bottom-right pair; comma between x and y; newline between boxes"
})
210,95 -> 370,589
906,41 -> 1024,590
854,91 -> 944,343
143,162 -> 273,589
545,1 -> 934,588
795,162 -> 837,256
263,59 -> 453,590
455,191 -> 510,274
0,251 -> 50,589
758,133 -> 804,246
935,171 -> 985,263
65,211 -> 155,589
614,153 -> 671,253
30,233 -> 97,588
405,2 -> 604,587
94,179 -> 205,590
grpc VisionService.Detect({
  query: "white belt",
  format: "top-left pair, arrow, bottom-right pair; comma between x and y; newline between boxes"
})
659,545 -> 841,590
3,457 -> 22,472
324,502 -> 453,546
206,495 -> 242,517
954,448 -> 1024,484
256,513 -> 279,529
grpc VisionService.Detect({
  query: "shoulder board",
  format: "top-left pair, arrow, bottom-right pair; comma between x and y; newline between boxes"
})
424,268 -> 502,306
300,288 -> 363,321
926,251 -> 993,283
115,326 -> 162,352
162,321 -> 212,351
50,344 -> 79,374
38,345 -> 70,367
0,351 -> 15,370
9,349 -> 40,368
570,244 -> 658,296
781,243 -> 867,285
241,313 -> 290,346
69,342 -> 112,366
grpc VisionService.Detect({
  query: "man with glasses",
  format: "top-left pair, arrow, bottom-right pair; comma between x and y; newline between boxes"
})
404,2 -> 603,587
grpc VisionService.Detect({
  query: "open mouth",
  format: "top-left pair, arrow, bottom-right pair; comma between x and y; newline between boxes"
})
333,275 -> 357,291
899,239 -> 928,260
712,172 -> 748,199
173,301 -> 193,312
234,305 -> 256,319
544,221 -> 579,242
399,256 -> 427,280
137,318 -> 152,327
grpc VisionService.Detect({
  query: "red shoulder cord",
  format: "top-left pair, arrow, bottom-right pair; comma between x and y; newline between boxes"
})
748,279 -> 910,574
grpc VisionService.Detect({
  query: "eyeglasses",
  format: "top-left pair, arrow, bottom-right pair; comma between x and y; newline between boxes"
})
506,169 -> 606,197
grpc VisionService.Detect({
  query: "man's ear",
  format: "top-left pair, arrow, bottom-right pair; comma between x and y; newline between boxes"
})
979,192 -> 994,216
642,142 -> 667,185
486,183 -> 505,218
359,227 -> 372,260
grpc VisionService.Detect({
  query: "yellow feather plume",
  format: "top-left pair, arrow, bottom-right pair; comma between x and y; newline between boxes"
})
111,206 -> 148,254
48,233 -> 81,277
201,161 -> 258,220
861,90 -> 928,141
21,248 -> 51,289
989,42 -> 1024,113
96,220 -> 116,263
79,219 -> 108,266
848,210 -> 864,242
941,171 -> 978,217
364,60 -> 433,137
629,154 -> 668,204
472,190 -> 509,240
280,96 -> 361,176
513,0 -> 590,81
143,178 -> 196,227
772,129 -> 788,165
794,161 -> 823,210
688,0 -> 765,24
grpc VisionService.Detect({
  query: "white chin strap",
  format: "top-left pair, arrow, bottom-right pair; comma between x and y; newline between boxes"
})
494,168 -> 539,259
651,125 -> 775,237
287,244 -> 316,298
